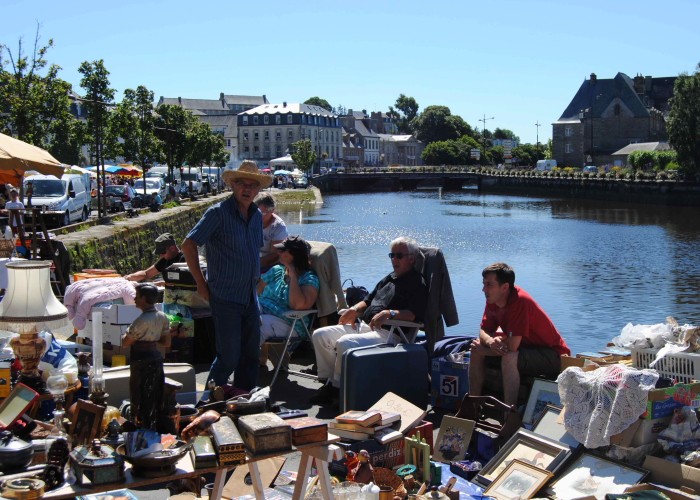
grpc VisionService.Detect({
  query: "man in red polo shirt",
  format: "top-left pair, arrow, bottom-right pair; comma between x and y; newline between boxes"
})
469,262 -> 570,406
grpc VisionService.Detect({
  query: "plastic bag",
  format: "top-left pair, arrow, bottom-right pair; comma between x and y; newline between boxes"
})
612,322 -> 673,349
39,330 -> 78,384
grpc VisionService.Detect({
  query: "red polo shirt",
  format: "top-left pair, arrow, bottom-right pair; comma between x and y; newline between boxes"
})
481,285 -> 570,356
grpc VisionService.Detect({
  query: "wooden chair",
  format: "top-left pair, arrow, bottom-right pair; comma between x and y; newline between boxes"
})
454,393 -> 521,443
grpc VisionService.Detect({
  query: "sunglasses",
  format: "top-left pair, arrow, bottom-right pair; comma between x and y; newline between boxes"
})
388,252 -> 407,259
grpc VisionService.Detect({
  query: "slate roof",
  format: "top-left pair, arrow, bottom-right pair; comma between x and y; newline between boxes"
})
353,120 -> 377,138
378,134 -> 416,142
160,97 -> 228,111
556,72 -> 676,123
241,103 -> 337,117
224,95 -> 269,106
612,142 -> 671,155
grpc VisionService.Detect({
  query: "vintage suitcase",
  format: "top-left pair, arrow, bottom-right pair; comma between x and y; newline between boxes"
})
163,263 -> 206,289
237,412 -> 292,455
210,416 -> 247,466
286,417 -> 328,446
190,435 -> 217,469
339,343 -> 429,413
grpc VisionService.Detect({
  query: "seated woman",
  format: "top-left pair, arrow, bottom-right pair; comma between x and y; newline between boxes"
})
257,236 -> 319,346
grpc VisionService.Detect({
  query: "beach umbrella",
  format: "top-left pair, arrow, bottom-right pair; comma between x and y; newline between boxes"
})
0,132 -> 64,177
274,169 -> 292,176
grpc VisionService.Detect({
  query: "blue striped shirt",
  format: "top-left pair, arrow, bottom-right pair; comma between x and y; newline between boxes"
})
186,196 -> 263,303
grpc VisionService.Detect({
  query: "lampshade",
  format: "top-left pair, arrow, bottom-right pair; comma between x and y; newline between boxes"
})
0,260 -> 68,335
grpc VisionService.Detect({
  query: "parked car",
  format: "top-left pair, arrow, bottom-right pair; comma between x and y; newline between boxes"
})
134,177 -> 167,200
292,175 -> 308,189
104,185 -> 135,212
582,165 -> 598,173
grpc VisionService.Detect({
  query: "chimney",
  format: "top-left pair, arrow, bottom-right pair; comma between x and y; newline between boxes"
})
263,94 -> 268,104
362,109 -> 367,116
589,73 -> 597,83
633,74 -> 644,94
645,75 -> 652,92
178,97 -> 182,105
220,92 -> 224,100
283,101 -> 287,107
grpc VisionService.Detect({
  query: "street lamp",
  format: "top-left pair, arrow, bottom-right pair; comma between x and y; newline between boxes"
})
478,114 -> 494,162
535,121 -> 541,160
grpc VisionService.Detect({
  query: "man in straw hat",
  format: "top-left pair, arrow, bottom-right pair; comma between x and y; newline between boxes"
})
182,160 -> 273,392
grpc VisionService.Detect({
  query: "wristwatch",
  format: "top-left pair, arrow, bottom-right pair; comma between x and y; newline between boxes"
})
389,309 -> 397,319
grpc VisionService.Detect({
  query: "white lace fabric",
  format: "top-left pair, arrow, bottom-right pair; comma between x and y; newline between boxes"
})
557,364 -> 659,449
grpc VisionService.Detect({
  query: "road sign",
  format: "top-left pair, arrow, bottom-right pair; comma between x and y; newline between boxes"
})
470,149 -> 481,159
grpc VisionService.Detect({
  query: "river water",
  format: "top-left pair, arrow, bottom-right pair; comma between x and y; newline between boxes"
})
276,190 -> 700,355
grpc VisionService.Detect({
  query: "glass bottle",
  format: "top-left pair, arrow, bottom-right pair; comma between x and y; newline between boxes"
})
45,369 -> 71,454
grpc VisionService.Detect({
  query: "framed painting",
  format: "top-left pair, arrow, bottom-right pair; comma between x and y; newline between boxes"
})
523,378 -> 561,425
70,399 -> 105,446
483,459 -> 553,500
433,416 -> 475,463
550,452 -> 648,499
475,428 -> 570,487
531,404 -> 581,450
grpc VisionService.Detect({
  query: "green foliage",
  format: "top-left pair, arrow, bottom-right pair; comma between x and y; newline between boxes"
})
422,140 -> 468,165
388,94 -> 419,134
0,27 -> 83,162
154,104 -> 196,175
79,59 -> 115,167
628,150 -> 678,171
290,139 -> 316,174
412,105 -> 471,144
304,97 -> 332,112
493,128 -> 520,143
667,63 -> 700,175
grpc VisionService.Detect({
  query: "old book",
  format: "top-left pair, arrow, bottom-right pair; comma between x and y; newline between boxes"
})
329,421 -> 376,435
376,411 -> 401,426
370,392 -> 427,434
210,416 -> 245,455
237,412 -> 292,455
329,427 -> 374,441
287,416 -> 328,446
190,435 -> 217,469
374,427 -> 404,444
335,410 -> 382,427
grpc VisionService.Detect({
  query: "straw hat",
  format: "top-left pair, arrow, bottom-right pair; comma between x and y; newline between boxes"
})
222,161 -> 273,189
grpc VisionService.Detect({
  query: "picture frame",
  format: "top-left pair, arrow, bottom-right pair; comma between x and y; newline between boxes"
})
70,399 -> 105,446
531,404 -> 581,450
550,452 -> 648,499
523,378 -> 561,424
475,428 -> 570,487
483,459 -> 553,500
433,415 -> 475,463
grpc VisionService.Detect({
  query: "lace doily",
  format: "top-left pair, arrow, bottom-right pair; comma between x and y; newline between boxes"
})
557,364 -> 659,449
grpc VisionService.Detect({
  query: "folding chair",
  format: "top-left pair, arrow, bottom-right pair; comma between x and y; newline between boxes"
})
265,241 -> 346,386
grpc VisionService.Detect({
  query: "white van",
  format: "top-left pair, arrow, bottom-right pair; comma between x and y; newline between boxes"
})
535,159 -> 557,171
24,173 -> 91,226
180,167 -> 204,195
147,166 -> 181,185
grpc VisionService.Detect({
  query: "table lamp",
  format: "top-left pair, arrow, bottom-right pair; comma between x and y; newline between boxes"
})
0,260 -> 69,391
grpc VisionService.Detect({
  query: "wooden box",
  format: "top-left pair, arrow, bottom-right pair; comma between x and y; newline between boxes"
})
190,435 -> 217,469
210,416 -> 246,466
286,416 -> 328,446
237,412 -> 292,455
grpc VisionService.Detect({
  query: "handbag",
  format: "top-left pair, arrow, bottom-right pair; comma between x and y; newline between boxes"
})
342,279 -> 368,307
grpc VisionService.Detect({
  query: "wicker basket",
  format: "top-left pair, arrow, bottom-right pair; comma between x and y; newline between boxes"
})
632,347 -> 700,383
0,240 -> 15,258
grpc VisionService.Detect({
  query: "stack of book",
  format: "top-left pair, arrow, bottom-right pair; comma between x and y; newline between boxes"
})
328,409 -> 403,444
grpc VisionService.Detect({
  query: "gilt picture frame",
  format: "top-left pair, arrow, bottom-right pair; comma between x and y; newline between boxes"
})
475,428 -> 570,487
523,378 -> 561,425
531,404 -> 581,450
550,452 -> 648,499
70,399 -> 105,446
483,459 -> 553,500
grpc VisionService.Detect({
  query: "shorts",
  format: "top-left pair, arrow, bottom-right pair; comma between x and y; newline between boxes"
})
486,346 -> 560,378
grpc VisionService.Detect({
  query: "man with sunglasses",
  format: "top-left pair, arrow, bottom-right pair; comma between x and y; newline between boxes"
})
124,232 -> 185,283
182,160 -> 273,392
310,236 -> 428,404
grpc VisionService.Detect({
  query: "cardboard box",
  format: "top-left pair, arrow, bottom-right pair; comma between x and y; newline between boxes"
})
92,304 -> 141,325
76,338 -> 168,366
643,382 -> 700,420
431,359 -> 469,410
79,319 -> 129,346
642,455 -> 700,492
624,483 -> 699,500
631,416 -> 672,447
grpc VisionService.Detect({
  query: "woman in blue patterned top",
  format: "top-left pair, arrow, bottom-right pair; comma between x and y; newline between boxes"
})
257,236 -> 319,345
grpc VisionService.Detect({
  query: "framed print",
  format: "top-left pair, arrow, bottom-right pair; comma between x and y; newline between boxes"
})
523,378 -> 561,424
433,416 -> 475,463
483,459 -> 553,500
531,404 -> 580,450
70,399 -> 105,446
550,452 -> 648,499
475,428 -> 570,487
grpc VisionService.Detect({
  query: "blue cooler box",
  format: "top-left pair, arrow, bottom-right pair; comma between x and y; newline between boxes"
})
431,358 -> 469,410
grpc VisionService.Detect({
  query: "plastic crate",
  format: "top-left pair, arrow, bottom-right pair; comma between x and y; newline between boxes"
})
632,347 -> 700,384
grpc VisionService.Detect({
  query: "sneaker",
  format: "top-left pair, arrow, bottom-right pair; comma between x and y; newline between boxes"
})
309,383 -> 339,404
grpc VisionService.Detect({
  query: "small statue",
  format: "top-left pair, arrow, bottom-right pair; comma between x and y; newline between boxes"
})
77,352 -> 92,377
350,450 -> 374,484
344,450 -> 359,481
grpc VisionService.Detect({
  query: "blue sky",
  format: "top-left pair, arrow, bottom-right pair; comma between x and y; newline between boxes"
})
2,0 -> 697,144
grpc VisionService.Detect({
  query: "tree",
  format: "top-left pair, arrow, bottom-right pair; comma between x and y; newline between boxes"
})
667,63 -> 700,175
412,105 -> 471,144
422,140 -> 468,165
107,85 -> 162,191
290,139 -> 316,174
0,27 -> 83,161
304,97 -> 332,112
388,94 -> 419,134
493,128 -> 521,144
79,59 -> 115,217
333,103 -> 347,116
155,104 -> 196,179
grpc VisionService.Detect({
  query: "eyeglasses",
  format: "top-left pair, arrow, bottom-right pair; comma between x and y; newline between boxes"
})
234,180 -> 260,190
388,252 -> 406,259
